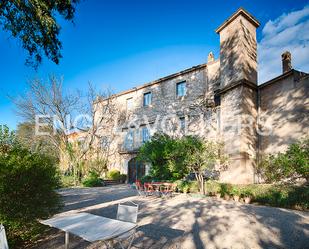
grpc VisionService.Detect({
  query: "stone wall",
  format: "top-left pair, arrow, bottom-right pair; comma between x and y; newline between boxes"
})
95,63 -> 221,175
259,71 -> 309,155
218,83 -> 258,184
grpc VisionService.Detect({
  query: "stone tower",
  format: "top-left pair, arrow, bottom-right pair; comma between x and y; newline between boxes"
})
215,8 -> 260,183
216,8 -> 259,86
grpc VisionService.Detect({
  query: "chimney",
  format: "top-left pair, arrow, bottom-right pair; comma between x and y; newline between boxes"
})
207,52 -> 215,63
282,51 -> 292,73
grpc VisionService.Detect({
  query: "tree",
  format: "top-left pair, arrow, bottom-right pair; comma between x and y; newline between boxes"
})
0,125 -> 61,247
258,137 -> 309,184
0,125 -> 17,154
138,133 -> 189,180
16,121 -> 59,160
0,0 -> 79,68
12,76 -> 118,184
181,136 -> 228,195
138,133 -> 228,186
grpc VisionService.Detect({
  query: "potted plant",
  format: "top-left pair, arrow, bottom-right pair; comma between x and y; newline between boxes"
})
205,181 -> 221,198
183,184 -> 190,194
223,193 -> 230,201
231,187 -> 240,202
242,189 -> 253,204
220,183 -> 232,201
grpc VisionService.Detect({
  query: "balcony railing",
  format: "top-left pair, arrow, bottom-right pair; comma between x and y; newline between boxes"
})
118,142 -> 142,154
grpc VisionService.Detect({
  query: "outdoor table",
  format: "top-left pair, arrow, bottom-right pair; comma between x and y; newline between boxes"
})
41,212 -> 137,249
145,182 -> 175,196
148,183 -> 162,189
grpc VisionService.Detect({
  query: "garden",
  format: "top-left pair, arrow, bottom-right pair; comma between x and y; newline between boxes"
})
0,124 -> 308,248
0,125 -> 128,248
137,133 -> 309,211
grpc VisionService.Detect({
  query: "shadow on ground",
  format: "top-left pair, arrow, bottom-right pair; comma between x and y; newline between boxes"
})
31,185 -> 309,249
58,185 -> 137,212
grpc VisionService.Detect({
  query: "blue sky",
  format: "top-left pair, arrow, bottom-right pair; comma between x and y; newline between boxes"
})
0,0 -> 309,129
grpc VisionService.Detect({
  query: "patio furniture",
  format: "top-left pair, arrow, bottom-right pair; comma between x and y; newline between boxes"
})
135,180 -> 146,196
144,182 -> 156,196
41,212 -> 138,249
0,224 -> 9,249
113,202 -> 139,249
144,182 -> 177,197
160,183 -> 177,198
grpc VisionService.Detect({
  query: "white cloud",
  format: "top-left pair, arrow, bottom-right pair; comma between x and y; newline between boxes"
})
258,5 -> 309,83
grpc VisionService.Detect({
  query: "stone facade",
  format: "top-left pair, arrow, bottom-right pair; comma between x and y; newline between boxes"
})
94,8 -> 309,184
259,71 -> 309,155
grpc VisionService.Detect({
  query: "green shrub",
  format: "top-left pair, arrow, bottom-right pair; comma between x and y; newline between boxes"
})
174,180 -> 199,193
220,183 -> 233,196
251,184 -> 308,210
240,186 -> 253,198
61,174 -> 76,187
189,181 -> 199,193
231,186 -> 241,196
174,180 -> 188,193
140,175 -> 153,183
82,171 -> 104,187
258,137 -> 309,184
119,174 -> 127,183
205,180 -> 221,195
137,133 -> 189,181
0,142 -> 61,247
223,184 -> 309,210
106,169 -> 121,181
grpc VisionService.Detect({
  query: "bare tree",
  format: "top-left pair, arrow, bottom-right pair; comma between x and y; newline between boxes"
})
12,76 -> 118,184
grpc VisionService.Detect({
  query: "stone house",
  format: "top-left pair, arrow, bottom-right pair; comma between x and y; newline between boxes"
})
94,8 -> 309,184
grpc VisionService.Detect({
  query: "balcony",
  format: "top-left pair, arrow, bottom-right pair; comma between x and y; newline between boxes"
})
118,142 -> 142,154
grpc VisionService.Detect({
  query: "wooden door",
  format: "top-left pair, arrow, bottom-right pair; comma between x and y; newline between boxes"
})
128,158 -> 145,183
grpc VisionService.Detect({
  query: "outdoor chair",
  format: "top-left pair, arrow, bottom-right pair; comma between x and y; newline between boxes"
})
113,202 -> 139,249
0,224 -> 9,249
144,182 -> 155,196
160,183 -> 171,197
135,180 -> 146,197
160,183 -> 177,198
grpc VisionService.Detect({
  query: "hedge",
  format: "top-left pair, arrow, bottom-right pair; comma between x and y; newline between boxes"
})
204,181 -> 308,210
173,180 -> 308,210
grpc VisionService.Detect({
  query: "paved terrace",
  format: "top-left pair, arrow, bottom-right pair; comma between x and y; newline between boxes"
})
31,185 -> 309,249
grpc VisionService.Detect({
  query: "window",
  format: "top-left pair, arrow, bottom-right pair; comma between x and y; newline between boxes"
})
180,117 -> 185,131
143,92 -> 152,106
126,97 -> 133,110
125,130 -> 134,149
176,81 -> 186,97
141,127 -> 150,143
214,94 -> 221,107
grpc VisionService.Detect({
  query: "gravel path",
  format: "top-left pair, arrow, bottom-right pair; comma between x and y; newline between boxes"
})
31,185 -> 309,249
